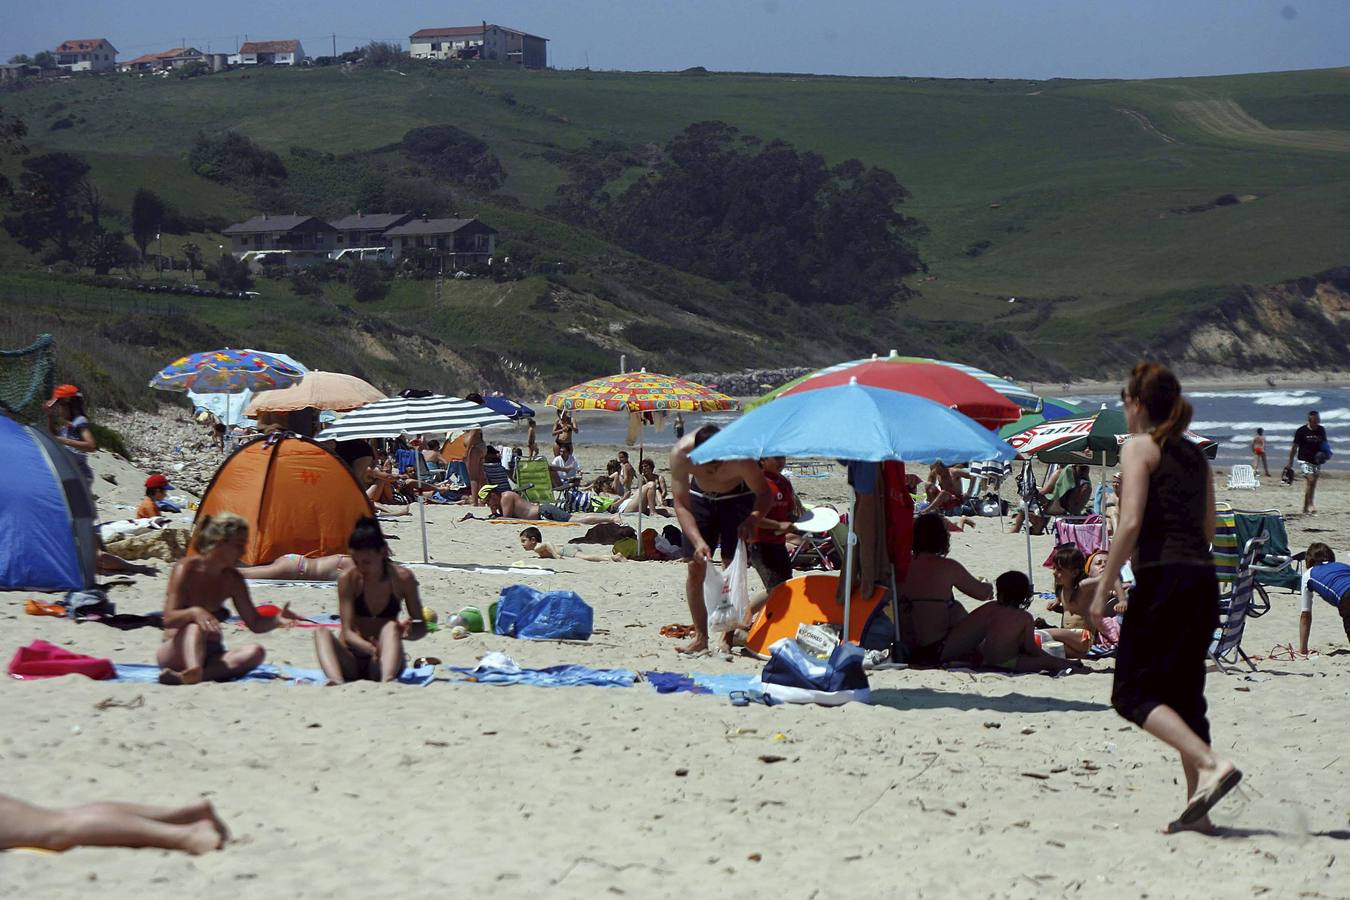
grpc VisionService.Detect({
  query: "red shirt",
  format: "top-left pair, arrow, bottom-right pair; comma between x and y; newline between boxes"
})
756,470 -> 796,545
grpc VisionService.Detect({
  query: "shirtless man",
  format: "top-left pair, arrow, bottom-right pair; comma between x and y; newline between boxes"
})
671,424 -> 773,653
486,488 -> 624,525
157,513 -> 298,684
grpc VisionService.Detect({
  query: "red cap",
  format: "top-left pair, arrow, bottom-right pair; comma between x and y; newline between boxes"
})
51,384 -> 81,400
145,473 -> 171,491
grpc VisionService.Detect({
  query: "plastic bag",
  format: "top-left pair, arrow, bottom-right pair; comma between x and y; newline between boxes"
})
493,584 -> 593,640
705,540 -> 750,634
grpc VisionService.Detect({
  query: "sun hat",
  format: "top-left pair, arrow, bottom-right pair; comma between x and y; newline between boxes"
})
478,484 -> 495,499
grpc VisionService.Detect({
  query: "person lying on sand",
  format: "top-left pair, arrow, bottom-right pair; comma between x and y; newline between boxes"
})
313,517 -> 425,684
940,571 -> 1077,673
0,794 -> 228,855
520,526 -> 624,562
157,513 -> 299,685
237,553 -> 354,582
484,488 -> 624,525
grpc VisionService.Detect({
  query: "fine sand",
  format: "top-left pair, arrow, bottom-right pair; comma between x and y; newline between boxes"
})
3,442 -> 1349,898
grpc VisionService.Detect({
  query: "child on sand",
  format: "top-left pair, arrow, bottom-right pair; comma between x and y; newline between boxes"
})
157,513 -> 299,684
136,473 -> 172,519
1252,428 -> 1270,477
519,526 -> 624,562
1297,542 -> 1350,654
941,571 -> 1076,673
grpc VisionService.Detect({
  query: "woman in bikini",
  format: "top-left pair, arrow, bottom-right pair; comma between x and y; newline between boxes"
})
238,553 -> 354,582
897,513 -> 992,666
313,517 -> 425,684
157,513 -> 297,685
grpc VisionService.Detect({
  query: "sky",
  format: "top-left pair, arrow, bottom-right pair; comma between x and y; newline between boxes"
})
3,0 -> 1346,80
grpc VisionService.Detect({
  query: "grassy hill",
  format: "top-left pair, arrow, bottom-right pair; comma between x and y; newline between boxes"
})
2,63 -> 1348,409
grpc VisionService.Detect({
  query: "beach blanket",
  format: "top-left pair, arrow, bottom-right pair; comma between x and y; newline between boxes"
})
110,662 -> 437,686
643,671 -> 759,695
404,562 -> 556,577
445,652 -> 635,688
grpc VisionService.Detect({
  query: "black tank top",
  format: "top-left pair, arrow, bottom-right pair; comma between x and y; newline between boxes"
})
1137,438 -> 1212,566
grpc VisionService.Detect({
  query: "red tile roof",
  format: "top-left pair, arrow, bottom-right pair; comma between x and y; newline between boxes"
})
57,39 -> 115,53
125,48 -> 189,67
239,40 -> 301,55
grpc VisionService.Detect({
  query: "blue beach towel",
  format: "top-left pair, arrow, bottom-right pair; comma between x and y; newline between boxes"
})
112,662 -> 437,686
446,652 -> 634,688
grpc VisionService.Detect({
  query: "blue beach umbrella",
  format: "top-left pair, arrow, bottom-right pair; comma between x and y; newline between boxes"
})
692,380 -> 1013,642
691,381 -> 1015,465
482,395 -> 535,420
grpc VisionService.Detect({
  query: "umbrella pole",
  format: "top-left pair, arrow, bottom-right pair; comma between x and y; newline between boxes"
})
1022,499 -> 1034,591
841,489 -> 857,645
636,433 -> 644,560
415,448 -> 430,564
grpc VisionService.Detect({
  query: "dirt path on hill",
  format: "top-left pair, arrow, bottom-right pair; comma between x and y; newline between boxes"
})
1175,98 -> 1350,152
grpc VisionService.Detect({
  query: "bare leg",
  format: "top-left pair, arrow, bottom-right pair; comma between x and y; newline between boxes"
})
237,557 -> 304,580
678,556 -> 710,654
1139,704 -> 1240,830
0,796 -> 223,855
1304,474 -> 1318,514
202,645 -> 265,682
314,629 -> 359,684
570,512 -> 622,525
156,625 -> 206,685
377,620 -> 404,683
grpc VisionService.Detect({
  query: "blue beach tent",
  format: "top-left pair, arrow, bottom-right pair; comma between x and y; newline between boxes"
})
0,415 -> 98,591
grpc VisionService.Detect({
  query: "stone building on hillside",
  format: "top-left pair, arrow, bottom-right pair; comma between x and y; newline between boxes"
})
408,23 -> 547,68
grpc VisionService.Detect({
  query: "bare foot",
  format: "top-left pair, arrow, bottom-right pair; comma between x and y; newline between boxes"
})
158,667 -> 202,685
676,635 -> 709,655
182,819 -> 225,855
198,800 -> 231,843
610,553 -> 625,562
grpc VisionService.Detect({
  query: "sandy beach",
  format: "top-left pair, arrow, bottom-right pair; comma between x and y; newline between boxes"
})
3,436 -> 1349,898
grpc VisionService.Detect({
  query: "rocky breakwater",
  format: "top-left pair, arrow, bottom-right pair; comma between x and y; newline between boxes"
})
680,367 -> 814,398
101,404 -> 225,497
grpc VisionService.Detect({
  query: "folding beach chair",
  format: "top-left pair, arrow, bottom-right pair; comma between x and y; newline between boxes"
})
1226,464 -> 1260,491
1210,538 -> 1261,674
1041,515 -> 1109,567
1212,502 -> 1239,585
790,511 -> 845,572
1233,507 -> 1299,603
512,458 -> 555,503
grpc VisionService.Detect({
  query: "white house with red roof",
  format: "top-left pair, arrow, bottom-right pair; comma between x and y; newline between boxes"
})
55,38 -> 117,73
121,47 -> 205,73
232,40 -> 305,66
409,23 -> 547,68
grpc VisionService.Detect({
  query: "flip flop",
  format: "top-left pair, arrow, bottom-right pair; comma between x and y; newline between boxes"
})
1178,767 -> 1243,825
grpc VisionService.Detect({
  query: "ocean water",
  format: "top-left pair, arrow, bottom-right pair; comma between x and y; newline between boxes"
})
504,386 -> 1350,469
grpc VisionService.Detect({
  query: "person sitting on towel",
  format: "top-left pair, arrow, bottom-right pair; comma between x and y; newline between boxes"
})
519,526 -> 624,562
940,571 -> 1077,673
157,513 -> 299,685
1297,542 -> 1350,655
313,517 -> 425,684
897,513 -> 993,666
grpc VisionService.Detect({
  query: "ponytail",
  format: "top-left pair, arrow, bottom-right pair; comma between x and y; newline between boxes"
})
1126,361 -> 1192,447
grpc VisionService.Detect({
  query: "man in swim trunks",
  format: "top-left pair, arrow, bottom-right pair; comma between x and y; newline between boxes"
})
1288,410 -> 1329,515
487,489 -> 623,525
669,424 -> 773,653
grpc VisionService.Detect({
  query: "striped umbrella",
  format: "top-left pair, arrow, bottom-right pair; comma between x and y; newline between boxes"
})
1005,407 -> 1218,466
315,395 -> 512,566
748,352 -> 1039,411
314,395 -> 512,441
545,370 -> 738,412
150,348 -> 305,394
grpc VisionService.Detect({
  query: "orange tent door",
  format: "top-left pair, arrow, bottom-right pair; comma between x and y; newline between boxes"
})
744,574 -> 885,656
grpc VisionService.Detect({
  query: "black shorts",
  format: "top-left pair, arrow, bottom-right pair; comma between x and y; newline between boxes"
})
1111,563 -> 1220,744
539,503 -> 571,523
684,490 -> 755,562
750,542 -> 792,591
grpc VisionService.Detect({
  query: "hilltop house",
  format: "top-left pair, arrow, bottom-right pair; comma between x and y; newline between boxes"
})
121,47 -> 205,73
383,217 -> 498,269
55,38 -> 117,73
232,40 -> 305,66
409,24 -> 547,68
328,212 -> 415,261
222,214 -> 336,267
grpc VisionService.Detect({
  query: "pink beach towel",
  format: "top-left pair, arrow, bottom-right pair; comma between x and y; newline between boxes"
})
7,640 -> 115,681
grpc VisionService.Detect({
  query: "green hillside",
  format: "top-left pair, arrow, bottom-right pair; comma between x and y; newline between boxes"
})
2,63 -> 1348,407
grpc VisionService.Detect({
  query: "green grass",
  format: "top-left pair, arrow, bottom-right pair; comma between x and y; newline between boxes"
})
2,63 -> 1348,382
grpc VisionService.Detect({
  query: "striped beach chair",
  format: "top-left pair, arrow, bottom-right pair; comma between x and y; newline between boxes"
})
1210,537 -> 1261,674
1212,501 -> 1239,586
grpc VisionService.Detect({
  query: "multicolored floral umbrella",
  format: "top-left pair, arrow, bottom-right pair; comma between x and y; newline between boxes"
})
545,370 -> 738,412
748,352 -> 1040,412
149,348 -> 305,395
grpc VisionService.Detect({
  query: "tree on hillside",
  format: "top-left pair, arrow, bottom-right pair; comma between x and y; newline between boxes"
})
401,125 -> 505,191
0,107 -> 27,196
188,132 -> 287,185
208,254 -> 254,291
597,121 -> 924,309
1,152 -> 97,261
130,188 -> 165,260
32,52 -> 56,70
362,41 -> 403,67
7,54 -> 31,65
81,229 -> 135,275
182,241 -> 203,281
349,259 -> 388,302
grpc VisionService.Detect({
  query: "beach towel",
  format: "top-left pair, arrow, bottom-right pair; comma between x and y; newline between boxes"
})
445,652 -> 635,688
641,672 -> 761,696
8,640 -> 114,680
403,563 -> 556,577
1041,515 -> 1109,567
110,662 -> 437,686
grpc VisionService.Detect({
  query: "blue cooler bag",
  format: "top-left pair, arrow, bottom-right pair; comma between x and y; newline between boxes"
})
493,584 -> 594,640
757,639 -> 871,706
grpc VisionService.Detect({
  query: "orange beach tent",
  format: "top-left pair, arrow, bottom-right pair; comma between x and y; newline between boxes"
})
195,434 -> 374,565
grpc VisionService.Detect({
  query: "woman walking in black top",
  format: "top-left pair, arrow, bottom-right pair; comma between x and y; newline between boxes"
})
1093,362 -> 1241,833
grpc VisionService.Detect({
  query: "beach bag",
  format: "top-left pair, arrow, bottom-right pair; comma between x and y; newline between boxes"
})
1315,440 -> 1333,466
493,584 -> 593,640
757,639 -> 870,705
705,540 -> 750,634
7,640 -> 114,680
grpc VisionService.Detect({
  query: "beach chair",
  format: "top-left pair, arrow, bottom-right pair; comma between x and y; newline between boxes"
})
1210,538 -> 1261,674
1212,502 -> 1239,584
1226,464 -> 1260,491
1233,507 -> 1300,596
790,512 -> 845,572
512,458 -> 555,504
1041,514 -> 1109,567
